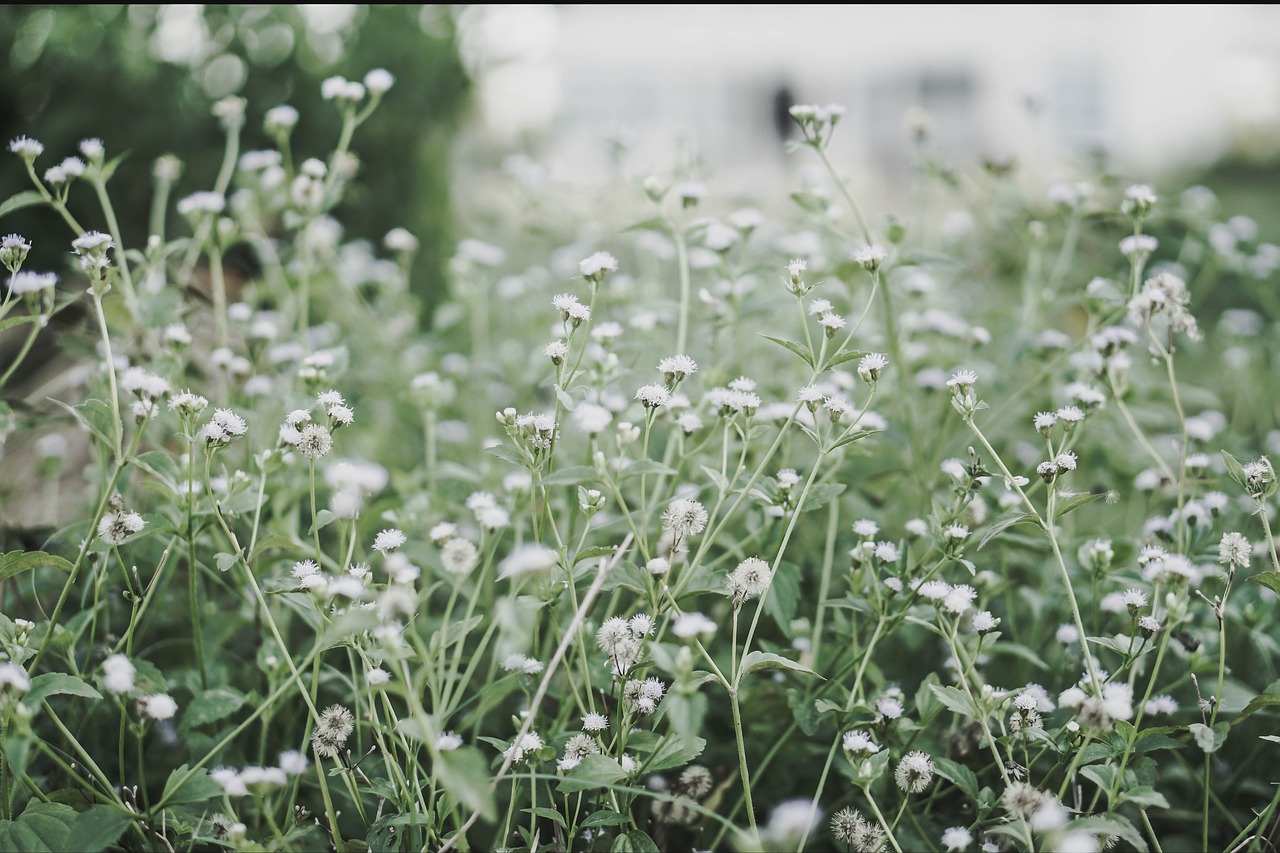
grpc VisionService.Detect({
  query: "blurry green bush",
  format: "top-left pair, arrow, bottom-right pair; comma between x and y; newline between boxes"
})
0,4 -> 469,308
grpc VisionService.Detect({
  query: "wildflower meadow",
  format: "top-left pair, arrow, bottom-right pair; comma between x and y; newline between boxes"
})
2,61 -> 1280,853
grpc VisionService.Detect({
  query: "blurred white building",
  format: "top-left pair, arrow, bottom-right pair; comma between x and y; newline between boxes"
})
458,5 -> 1280,193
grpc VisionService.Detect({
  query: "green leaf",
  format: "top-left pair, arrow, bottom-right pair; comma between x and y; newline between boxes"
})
932,756 -> 980,801
1054,490 -> 1111,516
559,755 -> 628,793
930,684 -> 980,721
1119,786 -> 1170,810
542,466 -> 598,487
0,801 -> 76,852
308,509 -> 337,535
484,443 -> 526,467
699,464 -> 729,493
318,608 -> 383,651
1064,816 -> 1146,851
436,747 -> 497,822
1235,690 -> 1280,724
758,333 -> 813,368
573,545 -> 618,565
763,562 -> 801,633
179,687 -> 246,732
1221,451 -> 1248,490
621,459 -> 677,478
0,190 -> 45,220
645,736 -> 706,773
0,314 -> 39,333
131,450 -> 182,488
522,806 -> 567,828
161,764 -> 223,806
0,551 -> 73,583
823,348 -> 870,369
580,810 -> 630,829
830,428 -> 881,451
214,552 -> 239,572
1080,764 -> 1118,800
662,693 -> 708,742
622,216 -> 669,234
1248,573 -> 1280,597
24,672 -> 102,708
611,830 -> 660,853
740,651 -> 819,678
976,512 -> 1037,550
66,398 -> 116,450
62,806 -> 134,852
1190,721 -> 1229,753
799,483 -> 845,513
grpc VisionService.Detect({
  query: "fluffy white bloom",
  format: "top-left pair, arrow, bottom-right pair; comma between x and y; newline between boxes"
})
503,732 -> 544,763
842,730 -> 879,754
102,654 -> 136,694
663,499 -> 708,539
142,694 -> 178,720
373,529 -> 407,554
942,827 -> 973,852
726,557 -> 773,606
580,251 -> 619,280
672,612 -> 717,638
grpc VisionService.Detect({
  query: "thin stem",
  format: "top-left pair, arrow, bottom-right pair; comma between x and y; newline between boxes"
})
673,225 -> 692,357
730,691 -> 757,832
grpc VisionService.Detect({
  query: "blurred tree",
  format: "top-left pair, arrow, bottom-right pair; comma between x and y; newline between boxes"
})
0,4 -> 469,310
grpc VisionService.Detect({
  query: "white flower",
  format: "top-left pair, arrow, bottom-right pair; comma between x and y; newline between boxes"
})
854,244 -> 887,272
441,538 -> 479,575
663,499 -> 708,539
544,340 -> 569,362
366,668 -> 390,686
858,353 -> 888,383
0,663 -> 31,694
497,544 -> 558,578
501,653 -> 544,675
972,611 -> 999,633
279,750 -> 310,775
672,612 -> 717,638
944,584 -> 977,614
579,251 -> 619,280
373,529 -> 407,554
942,523 -> 969,542
874,541 -> 899,563
202,408 -> 248,445
658,354 -> 698,382
503,732 -> 544,763
264,105 -> 300,132
297,424 -> 333,460
726,557 -> 773,606
98,510 -> 145,546
1219,532 -> 1252,568
102,654 -> 136,695
9,271 -> 57,295
947,369 -> 978,389
842,730 -> 879,754
942,827 -> 973,852
436,732 -> 463,751
918,580 -> 950,601
211,768 -> 248,797
1121,588 -> 1147,611
142,694 -> 178,720
364,68 -> 395,96
635,384 -> 672,409
9,136 -> 44,159
582,713 -> 609,732
895,751 -> 934,793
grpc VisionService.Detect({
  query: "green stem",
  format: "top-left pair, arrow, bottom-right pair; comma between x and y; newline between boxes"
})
673,225 -> 692,357
730,691 -> 757,832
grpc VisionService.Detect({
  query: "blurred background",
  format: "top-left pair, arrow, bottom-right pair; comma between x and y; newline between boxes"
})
4,4 -> 1280,299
